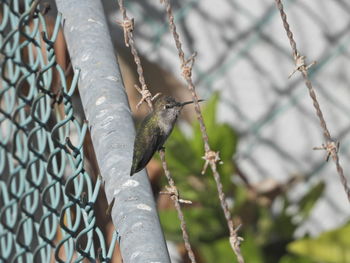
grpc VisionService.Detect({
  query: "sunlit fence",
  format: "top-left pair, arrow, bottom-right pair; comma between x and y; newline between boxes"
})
0,1 -> 118,261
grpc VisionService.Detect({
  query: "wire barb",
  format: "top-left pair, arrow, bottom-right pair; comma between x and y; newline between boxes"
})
274,0 -> 350,203
134,84 -> 161,110
159,186 -> 193,204
116,0 -> 155,111
313,141 -> 340,162
116,17 -> 134,47
161,0 -> 245,262
182,52 -> 197,79
201,150 -> 223,175
115,1 -> 196,261
159,149 -> 197,263
229,224 -> 244,254
288,53 -> 316,79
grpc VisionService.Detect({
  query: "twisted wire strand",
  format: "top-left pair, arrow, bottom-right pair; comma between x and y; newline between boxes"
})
161,0 -> 244,262
115,0 -> 198,261
274,0 -> 350,203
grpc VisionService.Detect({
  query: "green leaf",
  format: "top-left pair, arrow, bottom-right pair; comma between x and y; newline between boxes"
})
203,92 -> 219,128
164,126 -> 201,176
159,209 -> 183,242
212,123 -> 238,161
192,92 -> 220,156
232,184 -> 249,209
190,93 -> 238,191
272,199 -> 296,240
200,238 -> 237,263
279,255 -> 315,263
159,207 -> 227,244
241,230 -> 265,263
297,181 -> 325,220
200,231 -> 265,263
287,222 -> 350,263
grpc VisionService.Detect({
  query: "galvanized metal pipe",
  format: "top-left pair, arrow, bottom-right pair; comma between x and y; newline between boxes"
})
55,0 -> 170,262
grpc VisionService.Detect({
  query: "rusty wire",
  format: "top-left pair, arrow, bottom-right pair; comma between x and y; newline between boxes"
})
160,0 -> 245,262
115,0 -> 197,260
159,149 -> 196,263
274,0 -> 350,203
116,0 -> 157,110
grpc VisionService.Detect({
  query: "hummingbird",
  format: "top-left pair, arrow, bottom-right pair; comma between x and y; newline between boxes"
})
130,95 -> 204,176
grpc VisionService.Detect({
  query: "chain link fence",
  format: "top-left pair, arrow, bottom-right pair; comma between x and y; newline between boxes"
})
0,1 -> 119,261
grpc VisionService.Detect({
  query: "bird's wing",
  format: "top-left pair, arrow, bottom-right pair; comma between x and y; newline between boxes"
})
130,118 -> 163,175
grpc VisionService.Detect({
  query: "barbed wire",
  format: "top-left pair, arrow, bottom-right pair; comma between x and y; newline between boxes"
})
159,149 -> 196,263
160,0 -> 245,262
116,0 -> 159,110
274,0 -> 350,203
115,0 -> 197,261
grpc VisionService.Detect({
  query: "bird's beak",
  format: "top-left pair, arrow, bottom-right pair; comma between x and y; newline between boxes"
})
178,99 -> 205,107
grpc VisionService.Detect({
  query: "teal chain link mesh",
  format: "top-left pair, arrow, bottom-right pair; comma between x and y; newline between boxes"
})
0,1 -> 117,262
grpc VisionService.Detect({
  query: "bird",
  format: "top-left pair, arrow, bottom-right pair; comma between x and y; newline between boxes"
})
130,95 -> 203,176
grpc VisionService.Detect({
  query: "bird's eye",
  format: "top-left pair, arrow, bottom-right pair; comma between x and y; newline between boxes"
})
165,104 -> 171,109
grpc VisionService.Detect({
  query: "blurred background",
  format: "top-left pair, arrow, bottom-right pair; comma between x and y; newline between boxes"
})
3,0 -> 349,262
99,0 -> 350,262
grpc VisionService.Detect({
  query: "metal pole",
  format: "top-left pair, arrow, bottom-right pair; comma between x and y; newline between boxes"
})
54,0 -> 171,262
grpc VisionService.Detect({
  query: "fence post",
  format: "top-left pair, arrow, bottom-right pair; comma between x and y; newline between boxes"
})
55,0 -> 171,261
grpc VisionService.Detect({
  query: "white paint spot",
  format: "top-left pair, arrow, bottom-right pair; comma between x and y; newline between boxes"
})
96,109 -> 107,118
105,116 -> 114,122
81,54 -> 90,61
87,18 -> 103,26
132,222 -> 143,229
112,179 -> 139,196
100,116 -> 114,128
80,71 -> 87,81
136,204 -> 152,211
122,179 -> 139,188
106,76 -> 119,82
130,251 -> 140,259
96,96 -> 106,105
